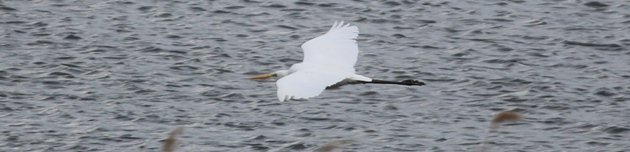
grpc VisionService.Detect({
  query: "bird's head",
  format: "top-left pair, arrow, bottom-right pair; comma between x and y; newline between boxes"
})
249,70 -> 290,80
249,63 -> 301,80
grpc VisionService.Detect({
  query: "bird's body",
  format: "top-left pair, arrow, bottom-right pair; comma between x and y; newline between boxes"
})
251,21 -> 424,101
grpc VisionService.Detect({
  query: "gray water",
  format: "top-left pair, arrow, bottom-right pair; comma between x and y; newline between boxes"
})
1,0 -> 630,151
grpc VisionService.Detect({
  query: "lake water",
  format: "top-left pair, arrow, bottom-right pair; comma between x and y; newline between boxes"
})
1,0 -> 629,151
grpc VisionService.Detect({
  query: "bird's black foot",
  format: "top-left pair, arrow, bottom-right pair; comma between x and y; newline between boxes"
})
401,79 -> 425,86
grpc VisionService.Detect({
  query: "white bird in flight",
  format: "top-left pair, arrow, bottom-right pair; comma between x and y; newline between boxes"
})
251,21 -> 425,102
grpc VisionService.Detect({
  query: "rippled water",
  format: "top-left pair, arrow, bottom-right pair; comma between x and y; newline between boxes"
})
1,0 -> 629,151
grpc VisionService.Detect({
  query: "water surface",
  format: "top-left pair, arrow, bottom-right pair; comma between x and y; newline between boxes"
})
1,0 -> 629,151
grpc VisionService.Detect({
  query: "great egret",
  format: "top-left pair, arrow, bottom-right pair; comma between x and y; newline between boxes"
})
251,21 -> 425,102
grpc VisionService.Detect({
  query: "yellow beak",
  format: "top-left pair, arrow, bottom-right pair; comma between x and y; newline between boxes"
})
249,73 -> 275,80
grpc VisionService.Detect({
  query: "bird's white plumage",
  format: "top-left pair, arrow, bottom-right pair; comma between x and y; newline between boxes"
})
301,21 -> 359,70
276,21 -> 360,101
276,70 -> 347,101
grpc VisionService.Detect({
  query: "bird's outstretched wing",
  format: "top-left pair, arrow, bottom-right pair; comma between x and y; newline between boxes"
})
300,21 -> 360,70
275,21 -> 360,101
276,70 -> 347,101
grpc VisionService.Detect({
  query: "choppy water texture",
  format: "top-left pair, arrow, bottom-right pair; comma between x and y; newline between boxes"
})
1,0 -> 630,151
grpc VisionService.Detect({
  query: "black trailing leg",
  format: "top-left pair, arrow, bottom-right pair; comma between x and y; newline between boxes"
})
326,79 -> 425,89
368,79 -> 426,86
